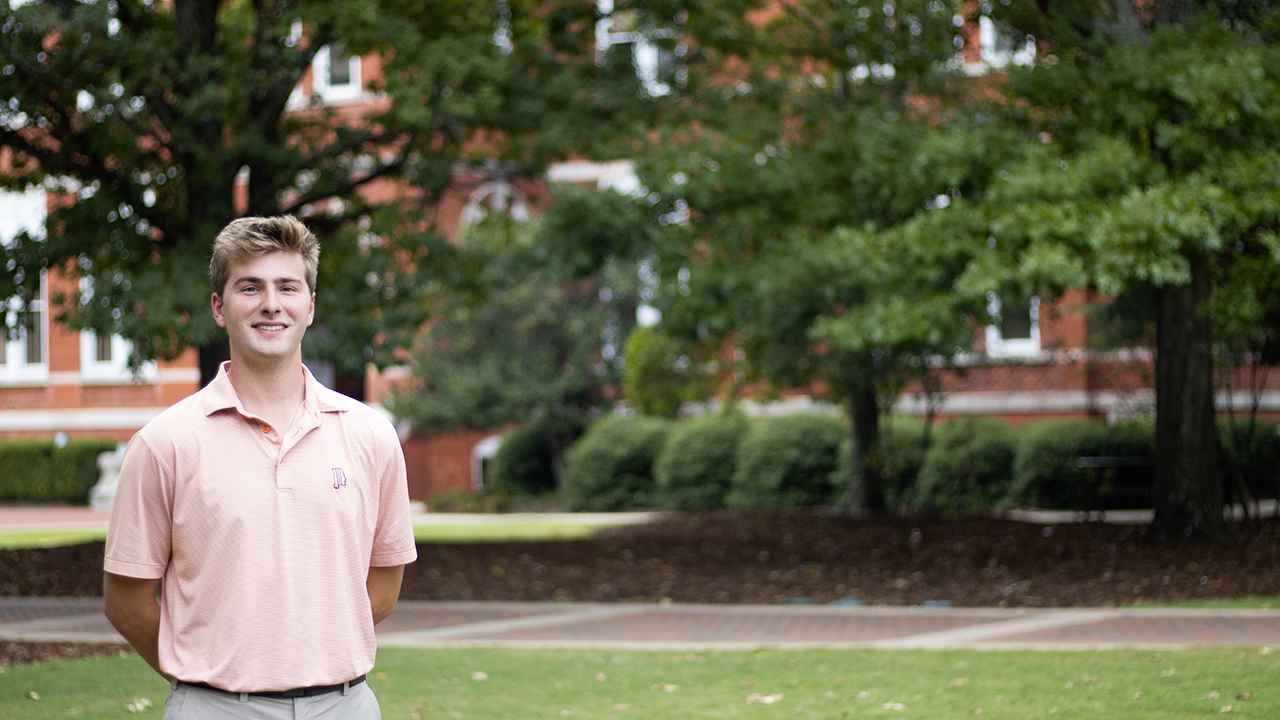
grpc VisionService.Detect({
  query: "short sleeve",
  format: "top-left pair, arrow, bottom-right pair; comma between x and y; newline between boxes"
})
369,429 -> 417,568
103,432 -> 174,579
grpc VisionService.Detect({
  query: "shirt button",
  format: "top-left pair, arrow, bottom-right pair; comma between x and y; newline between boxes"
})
262,426 -> 271,434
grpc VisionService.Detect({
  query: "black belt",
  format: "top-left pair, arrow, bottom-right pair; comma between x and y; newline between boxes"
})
179,674 -> 366,699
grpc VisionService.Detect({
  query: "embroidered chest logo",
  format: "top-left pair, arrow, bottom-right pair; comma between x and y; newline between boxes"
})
332,468 -> 348,489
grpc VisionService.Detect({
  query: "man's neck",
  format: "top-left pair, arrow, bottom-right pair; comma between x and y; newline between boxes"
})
225,356 -> 307,431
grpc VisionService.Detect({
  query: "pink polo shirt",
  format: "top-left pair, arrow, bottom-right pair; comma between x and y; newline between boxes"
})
104,362 -> 418,692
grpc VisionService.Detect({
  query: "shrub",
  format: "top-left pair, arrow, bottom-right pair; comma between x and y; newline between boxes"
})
830,415 -> 932,510
0,439 -> 119,504
1007,421 -> 1154,510
653,415 -> 749,511
563,416 -> 672,511
728,413 -> 846,509
913,418 -> 1017,512
866,416 -> 932,509
1219,420 -> 1280,502
490,420 -> 579,497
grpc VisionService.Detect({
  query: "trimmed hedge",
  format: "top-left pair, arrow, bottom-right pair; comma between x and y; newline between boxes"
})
863,415 -> 932,509
490,421 -> 574,497
914,419 -> 1017,512
1219,420 -> 1280,501
654,415 -> 749,511
563,416 -> 672,511
1007,421 -> 1154,511
0,439 -> 118,504
727,414 -> 846,509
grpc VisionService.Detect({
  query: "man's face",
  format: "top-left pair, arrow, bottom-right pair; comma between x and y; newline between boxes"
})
211,251 -> 315,365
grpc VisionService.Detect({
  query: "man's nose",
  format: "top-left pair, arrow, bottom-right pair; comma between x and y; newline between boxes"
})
261,288 -> 283,313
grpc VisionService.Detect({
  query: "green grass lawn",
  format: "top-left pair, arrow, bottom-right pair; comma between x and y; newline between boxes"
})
3,646 -> 1276,719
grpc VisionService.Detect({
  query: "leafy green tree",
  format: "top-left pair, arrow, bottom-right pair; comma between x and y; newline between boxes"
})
0,0 -> 648,386
387,217 -> 637,493
585,0 -> 1029,514
959,1 -> 1280,541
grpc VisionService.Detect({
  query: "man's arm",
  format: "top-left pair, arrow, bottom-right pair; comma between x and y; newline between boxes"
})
367,565 -> 405,625
103,572 -> 170,679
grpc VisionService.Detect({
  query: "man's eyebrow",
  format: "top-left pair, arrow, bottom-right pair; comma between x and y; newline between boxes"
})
231,275 -> 304,286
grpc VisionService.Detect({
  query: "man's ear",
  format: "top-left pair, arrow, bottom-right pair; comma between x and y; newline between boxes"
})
307,292 -> 315,327
211,292 -> 227,328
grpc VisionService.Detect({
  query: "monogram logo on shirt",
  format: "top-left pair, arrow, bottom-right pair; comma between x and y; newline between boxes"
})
332,468 -> 348,489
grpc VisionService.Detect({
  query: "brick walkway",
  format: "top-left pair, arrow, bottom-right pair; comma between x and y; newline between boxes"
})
2,598 -> 1277,651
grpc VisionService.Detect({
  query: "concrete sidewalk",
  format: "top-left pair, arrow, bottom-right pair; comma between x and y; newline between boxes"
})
0,506 -> 663,534
1,597 -> 1277,652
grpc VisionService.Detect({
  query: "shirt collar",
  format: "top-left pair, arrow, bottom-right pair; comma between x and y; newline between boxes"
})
202,361 -> 347,417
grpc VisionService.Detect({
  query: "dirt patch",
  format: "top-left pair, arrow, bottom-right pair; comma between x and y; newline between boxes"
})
4,509 -> 1279,666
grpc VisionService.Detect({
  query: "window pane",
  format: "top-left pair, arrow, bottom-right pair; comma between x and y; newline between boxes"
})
329,43 -> 352,86
23,308 -> 41,364
96,332 -> 113,363
1000,298 -> 1032,340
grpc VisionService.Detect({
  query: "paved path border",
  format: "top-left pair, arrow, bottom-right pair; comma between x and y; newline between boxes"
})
2,598 -> 1276,652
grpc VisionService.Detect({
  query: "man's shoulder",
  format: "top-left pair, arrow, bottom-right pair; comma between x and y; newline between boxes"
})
314,384 -> 400,440
136,387 -> 213,441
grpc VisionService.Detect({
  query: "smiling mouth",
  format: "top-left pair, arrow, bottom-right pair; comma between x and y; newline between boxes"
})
255,324 -> 287,331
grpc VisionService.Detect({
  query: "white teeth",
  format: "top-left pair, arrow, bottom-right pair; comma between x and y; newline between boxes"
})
257,324 -> 286,331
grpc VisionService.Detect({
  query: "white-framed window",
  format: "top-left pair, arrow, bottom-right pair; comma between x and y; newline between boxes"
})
985,293 -> 1041,357
77,277 -> 156,383
0,187 -> 49,384
596,0 -> 683,97
0,280 -> 49,384
978,15 -> 1035,70
313,42 -> 363,103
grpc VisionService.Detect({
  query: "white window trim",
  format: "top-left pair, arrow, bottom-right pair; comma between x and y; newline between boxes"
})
979,16 -> 1035,70
596,0 -> 679,97
985,294 -> 1041,358
0,278 -> 49,385
0,187 -> 49,385
78,330 -> 157,384
312,44 -> 363,103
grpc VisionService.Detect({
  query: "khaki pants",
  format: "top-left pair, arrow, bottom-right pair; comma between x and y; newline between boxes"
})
162,679 -> 381,720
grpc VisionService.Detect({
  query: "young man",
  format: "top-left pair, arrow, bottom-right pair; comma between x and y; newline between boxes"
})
103,215 -> 417,719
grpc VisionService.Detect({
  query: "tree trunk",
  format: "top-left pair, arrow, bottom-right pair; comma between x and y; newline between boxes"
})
1147,250 -> 1231,542
833,362 -> 880,516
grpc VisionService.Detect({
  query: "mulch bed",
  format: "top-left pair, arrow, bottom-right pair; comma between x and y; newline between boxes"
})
4,509 -> 1280,666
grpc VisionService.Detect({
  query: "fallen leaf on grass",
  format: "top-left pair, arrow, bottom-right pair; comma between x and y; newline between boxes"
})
1220,706 -> 1239,713
28,692 -> 39,700
652,683 -> 678,692
882,702 -> 907,711
1201,691 -> 1220,700
745,693 -> 784,705
1082,676 -> 1098,684
471,672 -> 489,682
741,680 -> 756,688
950,678 -> 969,687
126,697 -> 152,713
596,674 -> 606,681
614,704 -> 631,710
1237,693 -> 1253,700
1161,669 -> 1176,677
1134,692 -> 1144,699
972,709 -> 982,715
1260,647 -> 1273,655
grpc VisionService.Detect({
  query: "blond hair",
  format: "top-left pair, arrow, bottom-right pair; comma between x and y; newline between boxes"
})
209,215 -> 320,296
